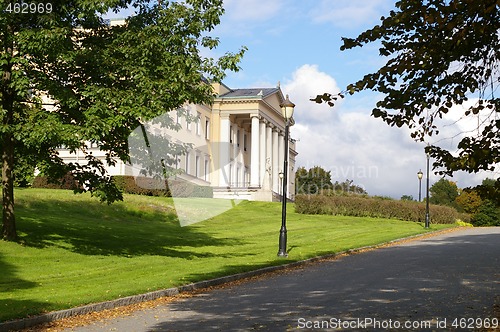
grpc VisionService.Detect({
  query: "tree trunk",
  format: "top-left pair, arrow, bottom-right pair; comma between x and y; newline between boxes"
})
1,32 -> 17,241
2,134 -> 16,241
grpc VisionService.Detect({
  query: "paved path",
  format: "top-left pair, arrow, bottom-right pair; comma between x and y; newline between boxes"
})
65,227 -> 500,331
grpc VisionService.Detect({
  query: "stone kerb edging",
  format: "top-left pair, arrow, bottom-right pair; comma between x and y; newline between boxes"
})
0,228 -> 460,332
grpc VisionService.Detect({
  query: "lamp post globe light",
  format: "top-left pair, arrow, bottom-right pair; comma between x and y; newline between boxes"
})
278,95 -> 294,257
417,169 -> 423,202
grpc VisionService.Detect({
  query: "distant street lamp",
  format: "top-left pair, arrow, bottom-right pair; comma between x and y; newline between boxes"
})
425,151 -> 431,228
417,169 -> 423,202
278,95 -> 294,257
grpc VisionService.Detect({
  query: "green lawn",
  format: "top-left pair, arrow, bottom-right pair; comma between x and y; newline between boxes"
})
0,188 -> 454,322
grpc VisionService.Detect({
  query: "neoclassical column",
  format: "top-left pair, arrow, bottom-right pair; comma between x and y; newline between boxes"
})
232,123 -> 239,186
250,115 -> 260,187
236,126 -> 244,186
219,115 -> 230,187
265,123 -> 273,190
272,128 -> 279,193
259,120 -> 266,187
232,123 -> 238,159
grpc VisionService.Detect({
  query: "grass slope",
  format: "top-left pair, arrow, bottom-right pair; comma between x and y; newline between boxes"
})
0,189 -> 454,322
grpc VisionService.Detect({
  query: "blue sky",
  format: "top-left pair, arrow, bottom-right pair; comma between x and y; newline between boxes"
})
213,0 -> 393,89
106,0 -> 498,199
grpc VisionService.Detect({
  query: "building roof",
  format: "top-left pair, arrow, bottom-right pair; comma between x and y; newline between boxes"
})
219,88 -> 280,99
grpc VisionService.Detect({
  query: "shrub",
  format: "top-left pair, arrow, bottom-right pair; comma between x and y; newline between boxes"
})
112,176 -> 213,198
295,194 -> 470,224
112,175 -> 170,197
455,220 -> 474,227
13,162 -> 36,187
168,179 -> 213,198
471,201 -> 500,227
32,173 -> 80,190
32,175 -> 214,199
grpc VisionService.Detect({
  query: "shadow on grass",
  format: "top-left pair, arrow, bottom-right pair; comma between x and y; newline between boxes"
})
0,253 -> 46,323
16,198 -> 244,258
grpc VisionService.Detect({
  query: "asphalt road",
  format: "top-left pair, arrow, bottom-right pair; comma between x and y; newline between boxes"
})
65,227 -> 500,331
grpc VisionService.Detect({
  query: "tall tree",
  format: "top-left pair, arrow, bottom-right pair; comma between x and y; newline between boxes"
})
332,179 -> 367,195
429,178 -> 459,208
471,178 -> 500,226
0,0 -> 245,241
312,0 -> 499,179
295,166 -> 333,195
455,189 -> 483,214
473,177 -> 500,203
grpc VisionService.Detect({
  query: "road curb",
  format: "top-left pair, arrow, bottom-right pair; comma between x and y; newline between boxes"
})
0,227 -> 461,331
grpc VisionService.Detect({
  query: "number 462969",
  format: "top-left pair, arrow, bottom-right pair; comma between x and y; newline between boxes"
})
5,2 -> 53,14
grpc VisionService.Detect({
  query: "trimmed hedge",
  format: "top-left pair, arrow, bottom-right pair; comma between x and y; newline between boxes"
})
32,173 -> 80,190
112,175 -> 170,197
33,175 -> 213,198
113,176 -> 213,198
295,194 -> 470,224
168,179 -> 213,198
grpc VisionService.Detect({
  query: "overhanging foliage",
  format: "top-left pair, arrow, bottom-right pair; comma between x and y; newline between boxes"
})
313,0 -> 499,178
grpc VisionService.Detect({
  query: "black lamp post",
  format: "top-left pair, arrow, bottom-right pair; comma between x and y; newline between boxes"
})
278,95 -> 294,257
279,171 -> 284,202
425,151 -> 430,228
417,169 -> 423,202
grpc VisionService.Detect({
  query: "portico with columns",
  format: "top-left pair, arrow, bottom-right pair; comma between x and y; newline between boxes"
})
211,83 -> 297,201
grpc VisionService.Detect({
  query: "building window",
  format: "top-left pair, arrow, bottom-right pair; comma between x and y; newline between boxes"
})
205,117 -> 210,140
237,129 -> 240,147
243,133 -> 247,151
230,126 -> 234,143
196,112 -> 201,135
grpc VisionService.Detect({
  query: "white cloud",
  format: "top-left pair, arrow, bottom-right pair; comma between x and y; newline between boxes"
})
223,0 -> 284,22
283,64 -> 415,197
426,99 -> 499,187
281,64 -> 493,198
309,0 -> 394,30
282,64 -> 341,124
432,99 -> 495,149
215,0 -> 287,37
